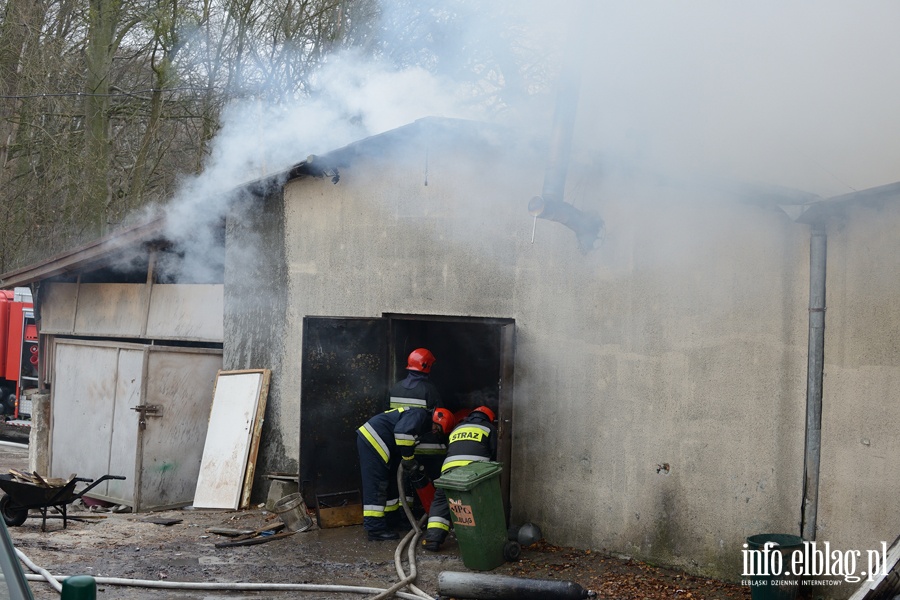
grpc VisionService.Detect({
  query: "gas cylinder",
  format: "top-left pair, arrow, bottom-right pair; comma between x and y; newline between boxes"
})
437,571 -> 596,600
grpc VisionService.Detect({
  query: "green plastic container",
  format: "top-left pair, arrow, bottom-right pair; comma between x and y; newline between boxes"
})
434,461 -> 508,571
61,575 -> 97,600
746,533 -> 804,600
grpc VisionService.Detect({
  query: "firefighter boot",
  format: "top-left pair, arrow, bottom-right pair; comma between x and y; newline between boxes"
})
386,508 -> 413,532
421,529 -> 445,552
365,516 -> 400,541
367,529 -> 400,541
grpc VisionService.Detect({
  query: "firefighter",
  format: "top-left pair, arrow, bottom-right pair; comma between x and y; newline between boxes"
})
357,406 -> 456,541
389,347 -> 447,483
421,405 -> 497,552
388,348 -> 442,411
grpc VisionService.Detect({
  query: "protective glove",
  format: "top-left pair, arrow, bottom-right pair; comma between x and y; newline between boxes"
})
401,458 -> 421,472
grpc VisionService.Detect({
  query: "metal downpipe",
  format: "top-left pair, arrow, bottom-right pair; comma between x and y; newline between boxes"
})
801,223 -> 826,541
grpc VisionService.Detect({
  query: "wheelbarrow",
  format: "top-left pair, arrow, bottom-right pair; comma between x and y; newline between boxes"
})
0,473 -> 126,531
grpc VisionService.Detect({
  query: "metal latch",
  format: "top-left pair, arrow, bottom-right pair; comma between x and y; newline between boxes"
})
131,405 -> 163,430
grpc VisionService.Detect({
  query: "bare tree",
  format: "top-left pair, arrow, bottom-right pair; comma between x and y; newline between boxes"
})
0,0 -> 554,273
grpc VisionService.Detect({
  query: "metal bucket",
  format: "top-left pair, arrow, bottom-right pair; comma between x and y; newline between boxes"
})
272,493 -> 313,532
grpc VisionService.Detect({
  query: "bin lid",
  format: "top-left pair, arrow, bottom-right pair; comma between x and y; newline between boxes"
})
746,533 -> 804,549
434,461 -> 503,491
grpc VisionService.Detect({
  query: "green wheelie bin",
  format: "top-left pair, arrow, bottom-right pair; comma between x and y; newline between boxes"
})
745,533 -> 804,600
433,461 -> 520,571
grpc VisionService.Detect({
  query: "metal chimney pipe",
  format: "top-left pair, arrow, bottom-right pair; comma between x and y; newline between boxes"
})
528,196 -> 602,253
541,51 -> 582,205
530,2 -> 603,253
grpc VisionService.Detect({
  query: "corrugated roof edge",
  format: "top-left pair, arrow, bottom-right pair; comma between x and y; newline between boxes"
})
0,117 -> 500,289
796,180 -> 900,224
283,116 -> 507,183
0,214 -> 169,289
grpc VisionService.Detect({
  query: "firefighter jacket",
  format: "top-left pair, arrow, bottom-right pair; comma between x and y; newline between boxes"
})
440,411 -> 497,474
388,372 -> 443,410
357,407 -> 433,463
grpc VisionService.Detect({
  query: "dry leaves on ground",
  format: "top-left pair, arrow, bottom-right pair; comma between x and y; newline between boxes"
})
497,541 -> 751,600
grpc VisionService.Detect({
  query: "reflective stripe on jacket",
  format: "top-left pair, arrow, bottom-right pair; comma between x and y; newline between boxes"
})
390,396 -> 427,409
357,407 -> 431,463
440,413 -> 496,474
388,373 -> 442,410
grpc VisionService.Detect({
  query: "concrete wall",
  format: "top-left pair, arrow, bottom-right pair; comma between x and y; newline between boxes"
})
512,184 -> 809,579
223,186 -> 293,500
817,201 -> 900,567
230,122 -> 900,589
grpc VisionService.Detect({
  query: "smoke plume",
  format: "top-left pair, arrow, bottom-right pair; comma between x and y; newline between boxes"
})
154,0 -> 900,281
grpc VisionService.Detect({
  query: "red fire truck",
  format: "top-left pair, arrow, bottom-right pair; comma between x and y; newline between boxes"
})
0,289 -> 37,419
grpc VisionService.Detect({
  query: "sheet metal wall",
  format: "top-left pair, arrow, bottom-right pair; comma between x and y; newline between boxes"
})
40,282 -> 223,342
48,339 -> 222,511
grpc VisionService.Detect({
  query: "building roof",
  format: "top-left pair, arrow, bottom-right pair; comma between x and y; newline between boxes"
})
795,181 -> 900,224
0,216 -> 168,289
0,117 -> 499,290
3,115 -> 897,288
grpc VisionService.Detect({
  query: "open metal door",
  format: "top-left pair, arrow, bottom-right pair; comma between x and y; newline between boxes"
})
498,322 -> 516,521
300,317 -> 389,508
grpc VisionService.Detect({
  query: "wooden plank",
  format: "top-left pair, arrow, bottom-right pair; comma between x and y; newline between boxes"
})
316,505 -> 363,529
38,283 -> 78,334
206,528 -> 256,537
848,534 -> 900,600
41,283 -> 224,342
193,371 -> 266,509
72,284 -> 149,338
240,369 -> 271,509
214,530 -> 295,548
140,517 -> 183,526
227,522 -> 284,542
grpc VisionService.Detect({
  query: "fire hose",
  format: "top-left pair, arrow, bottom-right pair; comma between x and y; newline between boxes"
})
17,544 -> 430,599
366,465 -> 435,600
15,464 -> 438,600
15,468 -> 594,600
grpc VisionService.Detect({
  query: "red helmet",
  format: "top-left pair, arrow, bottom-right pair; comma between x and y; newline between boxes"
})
453,408 -> 473,423
432,408 -> 455,435
473,405 -> 496,423
407,348 -> 436,373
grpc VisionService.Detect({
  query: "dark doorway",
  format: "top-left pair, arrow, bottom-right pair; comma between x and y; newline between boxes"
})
299,314 -> 515,516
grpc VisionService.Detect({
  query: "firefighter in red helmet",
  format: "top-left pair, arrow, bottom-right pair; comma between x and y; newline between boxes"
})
389,348 -> 442,411
389,348 -> 447,488
421,405 -> 498,552
357,406 -> 455,541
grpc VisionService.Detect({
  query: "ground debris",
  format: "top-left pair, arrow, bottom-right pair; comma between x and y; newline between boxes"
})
494,540 -> 749,600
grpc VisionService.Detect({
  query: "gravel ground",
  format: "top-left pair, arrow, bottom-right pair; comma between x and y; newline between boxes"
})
5,505 -> 752,600
0,443 -> 752,600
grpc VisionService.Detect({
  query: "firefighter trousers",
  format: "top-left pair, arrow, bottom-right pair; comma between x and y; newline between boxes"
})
356,434 -> 402,532
424,486 -> 451,544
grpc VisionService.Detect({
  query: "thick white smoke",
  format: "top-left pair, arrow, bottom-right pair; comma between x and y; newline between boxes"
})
576,1 -> 900,198
156,0 -> 900,281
